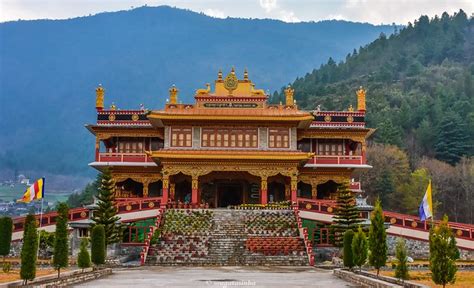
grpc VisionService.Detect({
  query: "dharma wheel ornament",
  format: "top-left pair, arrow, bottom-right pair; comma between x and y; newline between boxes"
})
224,67 -> 238,95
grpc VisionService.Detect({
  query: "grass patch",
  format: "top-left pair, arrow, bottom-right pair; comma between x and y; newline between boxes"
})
378,270 -> 474,288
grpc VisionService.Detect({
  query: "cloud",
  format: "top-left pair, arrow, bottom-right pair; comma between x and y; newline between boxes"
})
259,0 -> 277,13
203,8 -> 226,19
259,0 -> 300,22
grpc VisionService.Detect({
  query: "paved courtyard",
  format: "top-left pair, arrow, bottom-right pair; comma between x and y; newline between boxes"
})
76,266 -> 356,288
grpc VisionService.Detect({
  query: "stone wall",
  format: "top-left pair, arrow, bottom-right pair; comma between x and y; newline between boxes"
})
333,269 -> 403,288
1,268 -> 112,288
387,235 -> 474,260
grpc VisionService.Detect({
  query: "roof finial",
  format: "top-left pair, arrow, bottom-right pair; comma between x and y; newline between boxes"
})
217,69 -> 223,81
356,86 -> 366,112
284,85 -> 294,106
95,84 -> 104,111
169,84 -> 179,104
243,68 -> 249,81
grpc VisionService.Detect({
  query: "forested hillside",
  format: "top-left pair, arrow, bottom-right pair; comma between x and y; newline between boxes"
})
275,10 -> 474,223
0,5 -> 394,183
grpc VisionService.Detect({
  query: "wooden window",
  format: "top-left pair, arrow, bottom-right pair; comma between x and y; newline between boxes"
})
268,128 -> 290,148
317,140 -> 344,155
117,137 -> 146,153
201,128 -> 258,148
171,127 -> 192,147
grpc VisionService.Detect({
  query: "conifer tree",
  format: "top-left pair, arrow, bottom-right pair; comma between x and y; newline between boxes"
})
395,238 -> 409,281
20,214 -> 38,285
352,226 -> 368,272
91,225 -> 106,266
343,230 -> 355,269
92,168 -> 120,245
53,202 -> 69,278
331,183 -> 362,246
429,215 -> 459,288
0,217 -> 13,264
368,199 -> 387,276
77,238 -> 91,272
435,113 -> 469,165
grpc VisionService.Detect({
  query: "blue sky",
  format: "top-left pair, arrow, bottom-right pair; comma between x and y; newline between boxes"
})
1,0 -> 473,24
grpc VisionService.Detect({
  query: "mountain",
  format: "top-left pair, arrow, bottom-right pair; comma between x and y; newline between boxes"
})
277,10 -> 474,164
275,11 -> 474,223
0,6 -> 395,183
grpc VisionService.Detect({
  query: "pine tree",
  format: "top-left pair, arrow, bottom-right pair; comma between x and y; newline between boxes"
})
0,217 -> 13,264
53,202 -> 69,278
352,226 -> 368,272
395,238 -> 409,281
368,199 -> 387,276
20,214 -> 38,284
429,215 -> 459,288
331,183 -> 362,246
343,230 -> 355,269
92,168 -> 121,245
435,113 -> 469,165
77,238 -> 91,272
91,225 -> 106,266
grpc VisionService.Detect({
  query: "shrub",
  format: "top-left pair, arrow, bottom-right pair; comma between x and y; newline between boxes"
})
20,214 -> 38,284
352,226 -> 368,272
395,237 -> 409,281
0,217 -> 13,264
77,238 -> 91,271
53,202 -> 69,278
343,230 -> 355,269
91,225 -> 106,266
368,199 -> 387,276
2,262 -> 11,273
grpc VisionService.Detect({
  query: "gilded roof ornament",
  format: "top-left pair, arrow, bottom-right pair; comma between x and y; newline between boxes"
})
196,83 -> 211,95
250,83 -> 265,96
95,84 -> 104,111
110,102 -> 116,110
356,86 -> 366,111
348,104 -> 354,112
217,69 -> 223,81
284,85 -> 295,106
169,84 -> 179,104
224,68 -> 239,95
243,68 -> 249,81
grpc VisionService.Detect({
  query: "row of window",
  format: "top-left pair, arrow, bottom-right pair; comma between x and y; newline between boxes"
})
170,127 -> 290,148
297,139 -> 360,155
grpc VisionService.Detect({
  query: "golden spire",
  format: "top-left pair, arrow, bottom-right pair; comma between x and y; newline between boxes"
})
169,84 -> 179,104
284,85 -> 294,106
95,84 -> 104,111
243,68 -> 249,81
348,104 -> 354,112
217,69 -> 223,81
356,86 -> 366,111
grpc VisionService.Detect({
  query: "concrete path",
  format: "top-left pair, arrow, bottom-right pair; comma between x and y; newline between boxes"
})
76,266 -> 357,288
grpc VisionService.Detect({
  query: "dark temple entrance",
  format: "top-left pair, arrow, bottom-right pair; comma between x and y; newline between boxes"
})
217,183 -> 243,207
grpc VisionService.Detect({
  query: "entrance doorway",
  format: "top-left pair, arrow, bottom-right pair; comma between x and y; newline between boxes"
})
217,183 -> 243,207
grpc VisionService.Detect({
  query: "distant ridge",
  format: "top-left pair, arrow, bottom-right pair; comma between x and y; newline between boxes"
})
0,5 -> 394,179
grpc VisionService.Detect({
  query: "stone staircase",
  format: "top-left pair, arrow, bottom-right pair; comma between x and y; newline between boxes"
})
146,209 -> 308,266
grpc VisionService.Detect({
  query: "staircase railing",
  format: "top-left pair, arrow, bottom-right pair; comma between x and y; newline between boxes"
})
140,207 -> 165,265
292,204 -> 314,265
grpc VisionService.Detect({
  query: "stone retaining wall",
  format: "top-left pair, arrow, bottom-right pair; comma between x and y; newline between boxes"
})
1,268 -> 112,288
387,235 -> 474,260
357,270 -> 429,288
334,269 -> 403,288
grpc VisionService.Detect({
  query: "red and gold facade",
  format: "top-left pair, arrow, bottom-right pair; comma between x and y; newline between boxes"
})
87,69 -> 373,208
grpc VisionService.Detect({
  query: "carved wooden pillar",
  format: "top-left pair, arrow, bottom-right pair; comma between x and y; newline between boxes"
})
361,141 -> 367,163
170,183 -> 176,201
260,176 -> 268,205
290,176 -> 298,203
142,179 -> 150,198
285,184 -> 290,200
95,137 -> 100,161
311,185 -> 317,199
162,175 -> 169,206
191,175 -> 199,205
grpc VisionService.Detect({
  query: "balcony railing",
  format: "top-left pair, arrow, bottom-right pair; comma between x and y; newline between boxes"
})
97,152 -> 153,163
306,155 -> 363,166
349,181 -> 361,191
